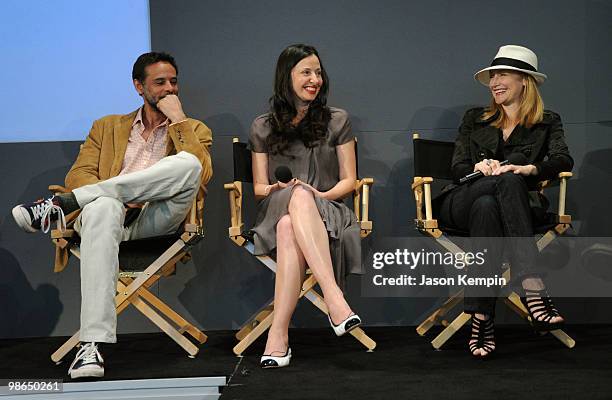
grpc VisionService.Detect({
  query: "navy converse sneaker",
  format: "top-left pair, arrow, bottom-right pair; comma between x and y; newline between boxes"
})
11,195 -> 66,233
68,342 -> 104,379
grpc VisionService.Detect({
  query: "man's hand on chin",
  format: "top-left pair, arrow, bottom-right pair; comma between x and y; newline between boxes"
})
157,94 -> 187,123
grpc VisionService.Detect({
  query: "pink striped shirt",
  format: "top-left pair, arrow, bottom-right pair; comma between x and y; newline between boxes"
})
119,108 -> 169,175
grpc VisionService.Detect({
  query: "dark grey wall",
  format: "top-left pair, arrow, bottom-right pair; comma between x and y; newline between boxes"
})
1,0 -> 612,339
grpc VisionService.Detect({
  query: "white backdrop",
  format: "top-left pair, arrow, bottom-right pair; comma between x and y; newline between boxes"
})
0,0 -> 150,142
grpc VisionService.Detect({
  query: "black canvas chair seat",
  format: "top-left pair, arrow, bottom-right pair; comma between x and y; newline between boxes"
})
438,212 -> 561,237
119,233 -> 184,271
61,229 -> 185,272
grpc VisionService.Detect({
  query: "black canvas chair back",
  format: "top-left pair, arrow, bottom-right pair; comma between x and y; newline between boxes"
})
232,138 -> 361,183
118,234 -> 183,271
412,136 -> 463,233
413,136 -> 558,234
233,141 -> 253,183
413,137 -> 455,180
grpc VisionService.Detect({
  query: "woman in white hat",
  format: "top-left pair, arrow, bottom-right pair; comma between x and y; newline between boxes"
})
436,45 -> 573,358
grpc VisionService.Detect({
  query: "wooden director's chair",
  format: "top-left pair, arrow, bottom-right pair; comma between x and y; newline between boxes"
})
48,185 -> 208,363
411,133 -> 575,350
224,137 -> 377,356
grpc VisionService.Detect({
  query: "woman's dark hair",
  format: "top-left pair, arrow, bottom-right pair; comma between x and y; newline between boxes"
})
266,44 -> 331,155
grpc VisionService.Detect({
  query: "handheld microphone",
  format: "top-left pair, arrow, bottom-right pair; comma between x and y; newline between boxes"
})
274,165 -> 293,183
460,160 -> 508,184
459,153 -> 530,184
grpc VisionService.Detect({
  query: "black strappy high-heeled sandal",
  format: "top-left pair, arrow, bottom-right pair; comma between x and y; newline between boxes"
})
469,314 -> 495,358
521,289 -> 564,332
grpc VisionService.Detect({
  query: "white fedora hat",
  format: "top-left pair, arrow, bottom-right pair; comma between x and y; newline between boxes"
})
474,45 -> 547,86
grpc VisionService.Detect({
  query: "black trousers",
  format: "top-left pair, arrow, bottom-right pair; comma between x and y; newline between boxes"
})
438,172 -> 539,316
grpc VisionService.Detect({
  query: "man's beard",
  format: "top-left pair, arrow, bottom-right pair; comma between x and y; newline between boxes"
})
144,94 -> 161,112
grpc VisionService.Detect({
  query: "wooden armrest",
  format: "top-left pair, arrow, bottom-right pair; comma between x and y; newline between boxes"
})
183,197 -> 204,236
354,177 -> 374,238
353,177 -> 373,193
411,176 -> 433,190
48,184 -> 69,194
224,181 -> 245,245
412,176 -> 435,222
223,182 -> 241,192
186,198 -> 198,226
411,132 -> 437,228
539,172 -> 572,217
51,228 -> 76,241
538,172 -> 572,191
556,172 -> 572,217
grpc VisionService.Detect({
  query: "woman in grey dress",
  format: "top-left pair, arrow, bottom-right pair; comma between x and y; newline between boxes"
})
249,44 -> 363,368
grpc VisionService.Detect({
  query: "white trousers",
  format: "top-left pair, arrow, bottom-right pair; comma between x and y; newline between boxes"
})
72,151 -> 202,343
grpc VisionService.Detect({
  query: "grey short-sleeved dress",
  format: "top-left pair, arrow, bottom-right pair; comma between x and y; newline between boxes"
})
248,107 -> 363,287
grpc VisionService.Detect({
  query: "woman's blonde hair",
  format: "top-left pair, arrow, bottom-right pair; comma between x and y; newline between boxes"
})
481,74 -> 544,128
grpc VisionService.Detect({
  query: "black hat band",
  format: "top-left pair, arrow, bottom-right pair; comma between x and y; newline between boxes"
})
490,57 -> 536,72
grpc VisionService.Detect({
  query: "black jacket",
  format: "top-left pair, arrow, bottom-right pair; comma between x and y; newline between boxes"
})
450,107 -> 574,184
434,107 -> 574,216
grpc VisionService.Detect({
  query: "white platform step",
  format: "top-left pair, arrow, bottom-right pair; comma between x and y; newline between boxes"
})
0,376 -> 226,400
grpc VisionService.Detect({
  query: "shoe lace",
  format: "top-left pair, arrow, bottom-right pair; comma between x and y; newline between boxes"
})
68,342 -> 102,373
33,197 -> 66,233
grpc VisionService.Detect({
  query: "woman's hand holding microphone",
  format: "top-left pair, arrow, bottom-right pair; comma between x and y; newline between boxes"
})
474,157 -> 537,177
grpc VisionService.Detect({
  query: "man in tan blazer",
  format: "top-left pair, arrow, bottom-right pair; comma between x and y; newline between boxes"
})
11,52 -> 212,379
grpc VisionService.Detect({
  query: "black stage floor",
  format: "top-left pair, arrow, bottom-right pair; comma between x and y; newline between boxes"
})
1,325 -> 611,399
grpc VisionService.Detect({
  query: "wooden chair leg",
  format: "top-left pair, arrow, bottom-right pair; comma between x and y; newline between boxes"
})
233,275 -> 319,355
414,234 -> 467,336
416,289 -> 464,336
125,280 -> 207,344
236,300 -> 274,340
130,295 -> 199,356
233,310 -> 275,356
503,292 -> 528,318
118,276 -> 204,342
427,293 -> 576,351
550,329 -> 577,348
506,292 -> 576,349
116,281 -> 200,357
51,332 -> 80,363
431,312 -> 471,350
115,275 -> 160,313
50,276 -> 159,363
304,288 -> 377,351
52,236 -> 200,362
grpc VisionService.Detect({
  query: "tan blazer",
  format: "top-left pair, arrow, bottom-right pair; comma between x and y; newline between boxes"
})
53,110 -> 213,272
65,109 -> 213,213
